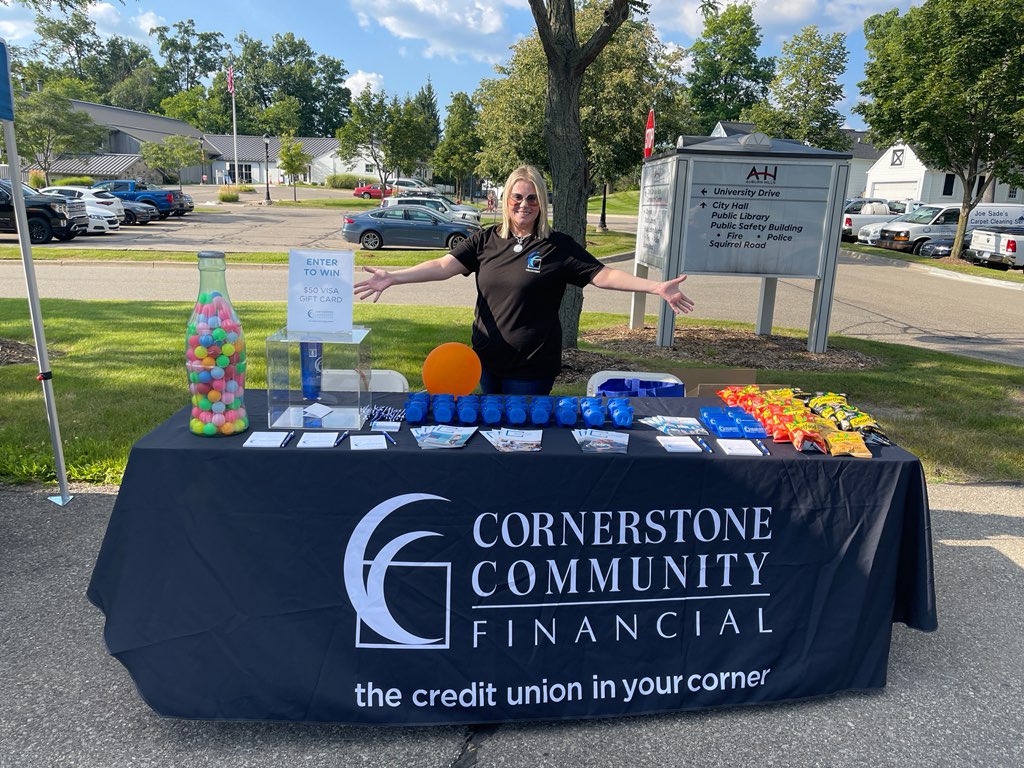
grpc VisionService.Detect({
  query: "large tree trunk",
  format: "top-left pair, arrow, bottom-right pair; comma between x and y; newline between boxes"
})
530,0 -> 631,349
546,60 -> 588,349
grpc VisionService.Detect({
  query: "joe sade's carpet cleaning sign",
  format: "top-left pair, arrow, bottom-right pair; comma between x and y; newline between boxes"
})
339,493 -> 798,723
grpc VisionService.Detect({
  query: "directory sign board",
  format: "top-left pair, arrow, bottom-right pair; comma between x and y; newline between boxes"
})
680,159 -> 836,278
634,156 -> 683,273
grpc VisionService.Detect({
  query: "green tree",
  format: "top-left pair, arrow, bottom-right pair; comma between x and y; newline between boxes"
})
231,31 -> 350,137
387,95 -> 435,177
686,3 -> 775,134
160,85 -> 231,134
433,92 -> 482,199
742,26 -> 849,151
336,86 -> 394,184
277,135 -> 312,201
258,96 -> 302,136
412,79 -> 442,156
152,19 -> 227,93
12,87 -> 106,184
33,7 -> 100,79
855,0 -> 1024,258
139,135 -> 204,189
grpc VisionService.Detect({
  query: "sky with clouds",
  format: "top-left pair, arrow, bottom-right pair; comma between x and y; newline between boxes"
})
2,0 -> 917,131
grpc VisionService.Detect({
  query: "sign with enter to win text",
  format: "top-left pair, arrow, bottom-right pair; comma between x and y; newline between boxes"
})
287,249 -> 354,333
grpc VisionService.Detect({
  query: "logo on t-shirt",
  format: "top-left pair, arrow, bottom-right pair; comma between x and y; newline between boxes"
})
525,250 -> 543,273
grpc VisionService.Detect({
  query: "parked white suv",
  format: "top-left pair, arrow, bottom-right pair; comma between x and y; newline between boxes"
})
381,194 -> 480,223
40,185 -> 126,223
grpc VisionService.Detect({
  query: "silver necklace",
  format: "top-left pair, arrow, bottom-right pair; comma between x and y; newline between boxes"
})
513,233 -> 530,253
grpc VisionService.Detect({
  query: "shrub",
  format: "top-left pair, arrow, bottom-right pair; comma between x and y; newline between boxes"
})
237,184 -> 255,193
28,171 -> 47,189
325,173 -> 364,189
218,185 -> 239,203
52,175 -> 96,187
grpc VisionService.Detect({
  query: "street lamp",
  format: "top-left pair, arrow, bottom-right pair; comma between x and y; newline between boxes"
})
263,134 -> 271,203
597,182 -> 608,232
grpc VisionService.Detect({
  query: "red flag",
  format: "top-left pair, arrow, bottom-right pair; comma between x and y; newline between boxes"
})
643,109 -> 655,158
227,65 -> 235,95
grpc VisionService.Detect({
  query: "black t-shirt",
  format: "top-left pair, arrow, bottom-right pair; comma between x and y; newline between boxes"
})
450,226 -> 604,379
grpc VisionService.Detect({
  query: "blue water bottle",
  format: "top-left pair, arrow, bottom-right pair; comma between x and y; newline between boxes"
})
300,341 -> 322,400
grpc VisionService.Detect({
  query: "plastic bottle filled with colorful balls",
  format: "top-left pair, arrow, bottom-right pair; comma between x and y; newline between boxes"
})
185,251 -> 249,437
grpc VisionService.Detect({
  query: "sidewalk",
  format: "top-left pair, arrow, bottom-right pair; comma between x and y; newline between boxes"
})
1,481 -> 1021,767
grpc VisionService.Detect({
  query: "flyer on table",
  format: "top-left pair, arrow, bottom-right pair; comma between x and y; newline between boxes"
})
287,249 -> 354,333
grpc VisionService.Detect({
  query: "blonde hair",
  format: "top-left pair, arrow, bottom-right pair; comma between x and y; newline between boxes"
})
499,165 -> 551,239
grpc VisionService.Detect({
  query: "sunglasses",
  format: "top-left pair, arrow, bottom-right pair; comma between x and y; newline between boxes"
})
509,193 -> 539,204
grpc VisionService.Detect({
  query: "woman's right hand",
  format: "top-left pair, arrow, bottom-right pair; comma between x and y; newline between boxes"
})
353,266 -> 395,303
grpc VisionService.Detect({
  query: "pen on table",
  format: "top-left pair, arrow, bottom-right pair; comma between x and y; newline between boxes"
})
381,430 -> 397,445
281,431 -> 295,447
754,439 -> 770,456
695,437 -> 713,454
334,431 -> 349,446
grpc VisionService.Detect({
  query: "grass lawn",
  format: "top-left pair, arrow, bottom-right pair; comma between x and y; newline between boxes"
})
0,228 -> 636,267
1,298 -> 1022,486
587,190 -> 641,216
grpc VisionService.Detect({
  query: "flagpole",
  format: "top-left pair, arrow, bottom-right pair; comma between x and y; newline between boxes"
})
1,39 -> 72,505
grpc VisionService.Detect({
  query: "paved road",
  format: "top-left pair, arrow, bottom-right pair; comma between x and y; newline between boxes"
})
3,213 -> 1023,366
1,481 -> 1020,767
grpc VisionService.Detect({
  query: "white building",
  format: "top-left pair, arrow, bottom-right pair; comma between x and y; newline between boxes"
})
862,143 -> 1019,205
202,135 -> 387,186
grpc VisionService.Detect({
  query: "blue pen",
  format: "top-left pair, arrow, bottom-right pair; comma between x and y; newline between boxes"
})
335,431 -> 349,446
382,431 -> 397,445
754,439 -> 770,456
281,431 -> 295,447
695,437 -> 713,454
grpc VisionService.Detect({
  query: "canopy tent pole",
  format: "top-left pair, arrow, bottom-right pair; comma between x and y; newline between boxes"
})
1,39 -> 72,505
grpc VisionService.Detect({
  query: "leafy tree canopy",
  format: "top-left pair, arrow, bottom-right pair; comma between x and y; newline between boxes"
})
10,86 -> 106,184
433,92 -> 482,199
277,134 -> 312,200
743,25 -> 849,151
686,2 -> 774,134
139,135 -> 204,189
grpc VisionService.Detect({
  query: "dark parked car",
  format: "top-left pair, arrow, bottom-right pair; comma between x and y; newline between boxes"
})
918,232 -> 972,259
342,205 -> 481,250
173,193 -> 194,216
121,199 -> 154,225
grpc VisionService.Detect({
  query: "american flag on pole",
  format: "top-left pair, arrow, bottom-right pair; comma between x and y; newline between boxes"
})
227,65 -> 235,94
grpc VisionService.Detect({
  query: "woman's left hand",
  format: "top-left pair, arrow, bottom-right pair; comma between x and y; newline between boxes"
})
655,275 -> 695,315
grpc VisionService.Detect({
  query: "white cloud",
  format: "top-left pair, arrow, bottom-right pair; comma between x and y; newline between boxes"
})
357,13 -> 371,29
81,2 -> 164,42
345,70 -> 385,94
134,11 -> 166,37
0,17 -> 36,43
348,0 -> 516,63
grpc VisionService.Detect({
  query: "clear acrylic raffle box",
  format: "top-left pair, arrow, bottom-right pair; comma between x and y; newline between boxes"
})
265,327 -> 371,430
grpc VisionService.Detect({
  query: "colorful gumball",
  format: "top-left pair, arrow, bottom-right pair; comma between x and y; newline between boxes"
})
422,342 -> 482,396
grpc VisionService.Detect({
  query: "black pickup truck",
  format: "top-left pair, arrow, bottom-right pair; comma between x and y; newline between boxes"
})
0,180 -> 89,243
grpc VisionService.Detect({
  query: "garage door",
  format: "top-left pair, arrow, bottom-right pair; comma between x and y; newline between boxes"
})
870,182 -> 919,201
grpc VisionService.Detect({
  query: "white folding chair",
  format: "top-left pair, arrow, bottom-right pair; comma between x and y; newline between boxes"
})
321,369 -> 409,392
586,370 -> 683,397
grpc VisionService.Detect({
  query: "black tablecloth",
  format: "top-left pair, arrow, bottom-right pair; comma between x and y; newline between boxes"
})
88,392 -> 936,724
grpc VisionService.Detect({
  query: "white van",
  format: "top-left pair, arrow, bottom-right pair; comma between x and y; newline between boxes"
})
876,203 -> 1024,254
